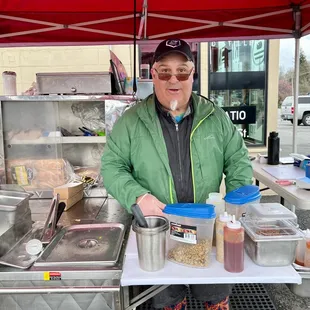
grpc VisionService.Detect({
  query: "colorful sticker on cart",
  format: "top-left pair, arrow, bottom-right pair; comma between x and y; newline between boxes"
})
169,222 -> 197,244
44,272 -> 62,281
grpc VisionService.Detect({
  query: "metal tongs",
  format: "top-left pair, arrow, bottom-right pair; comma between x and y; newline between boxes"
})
40,194 -> 60,244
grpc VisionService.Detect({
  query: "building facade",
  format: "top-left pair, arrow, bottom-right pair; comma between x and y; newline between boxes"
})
0,40 -> 279,153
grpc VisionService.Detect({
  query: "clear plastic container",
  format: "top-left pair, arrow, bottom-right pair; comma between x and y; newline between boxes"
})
163,203 -> 216,268
224,185 -> 261,220
245,203 -> 298,226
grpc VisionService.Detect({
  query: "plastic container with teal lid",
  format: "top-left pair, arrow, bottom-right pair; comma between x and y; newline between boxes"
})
163,203 -> 216,268
224,185 -> 261,220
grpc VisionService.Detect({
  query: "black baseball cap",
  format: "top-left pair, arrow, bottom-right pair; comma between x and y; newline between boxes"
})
153,39 -> 194,64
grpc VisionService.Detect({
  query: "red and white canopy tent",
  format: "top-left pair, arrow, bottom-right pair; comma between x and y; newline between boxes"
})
1,0 -> 310,151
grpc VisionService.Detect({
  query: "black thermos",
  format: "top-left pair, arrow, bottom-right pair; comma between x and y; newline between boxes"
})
267,131 -> 280,165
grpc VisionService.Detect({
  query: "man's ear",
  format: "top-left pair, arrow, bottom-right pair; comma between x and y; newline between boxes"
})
150,68 -> 156,79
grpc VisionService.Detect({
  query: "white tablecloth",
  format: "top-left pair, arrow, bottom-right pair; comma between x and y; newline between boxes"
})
121,229 -> 301,286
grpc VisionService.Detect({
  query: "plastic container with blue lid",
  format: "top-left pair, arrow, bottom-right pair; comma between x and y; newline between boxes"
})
164,203 -> 216,219
224,185 -> 261,220
163,203 -> 216,268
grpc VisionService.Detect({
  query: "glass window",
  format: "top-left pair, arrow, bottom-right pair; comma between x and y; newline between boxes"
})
282,96 -> 292,106
209,40 -> 268,146
298,97 -> 310,104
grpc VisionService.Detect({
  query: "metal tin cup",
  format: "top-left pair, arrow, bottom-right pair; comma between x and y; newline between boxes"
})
132,216 -> 169,272
2,71 -> 17,95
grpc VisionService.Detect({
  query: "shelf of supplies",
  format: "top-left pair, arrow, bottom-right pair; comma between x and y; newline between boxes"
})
5,136 -> 106,145
62,136 -> 106,144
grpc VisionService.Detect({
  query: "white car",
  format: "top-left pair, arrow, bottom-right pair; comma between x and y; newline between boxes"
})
281,95 -> 310,126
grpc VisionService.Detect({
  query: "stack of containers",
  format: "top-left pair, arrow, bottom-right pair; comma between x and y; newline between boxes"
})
240,203 -> 303,266
0,187 -> 33,257
224,185 -> 261,220
163,203 -> 216,268
289,229 -> 310,298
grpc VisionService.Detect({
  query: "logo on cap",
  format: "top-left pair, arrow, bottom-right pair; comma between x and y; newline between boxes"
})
166,40 -> 181,48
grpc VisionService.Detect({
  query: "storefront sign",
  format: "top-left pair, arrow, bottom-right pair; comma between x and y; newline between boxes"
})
222,106 -> 256,124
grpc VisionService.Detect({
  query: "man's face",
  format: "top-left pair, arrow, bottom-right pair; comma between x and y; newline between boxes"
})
151,53 -> 194,112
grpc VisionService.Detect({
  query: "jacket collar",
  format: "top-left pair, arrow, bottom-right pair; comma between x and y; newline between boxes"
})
155,95 -> 193,124
138,93 -> 215,128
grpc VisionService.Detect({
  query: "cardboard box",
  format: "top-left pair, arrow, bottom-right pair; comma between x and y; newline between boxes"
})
61,190 -> 84,211
54,182 -> 83,199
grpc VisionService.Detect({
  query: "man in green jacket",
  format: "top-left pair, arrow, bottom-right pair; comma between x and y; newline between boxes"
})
102,39 -> 253,310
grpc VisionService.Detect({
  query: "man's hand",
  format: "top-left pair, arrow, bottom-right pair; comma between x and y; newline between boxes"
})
136,193 -> 165,216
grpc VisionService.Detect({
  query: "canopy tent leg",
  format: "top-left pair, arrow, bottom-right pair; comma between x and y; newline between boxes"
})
292,38 -> 300,153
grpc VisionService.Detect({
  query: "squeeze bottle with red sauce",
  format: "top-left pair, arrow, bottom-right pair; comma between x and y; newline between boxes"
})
303,229 -> 310,267
224,215 -> 244,273
295,230 -> 307,266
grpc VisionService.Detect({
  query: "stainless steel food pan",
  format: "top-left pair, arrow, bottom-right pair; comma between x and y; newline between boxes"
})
0,190 -> 32,235
244,231 -> 299,267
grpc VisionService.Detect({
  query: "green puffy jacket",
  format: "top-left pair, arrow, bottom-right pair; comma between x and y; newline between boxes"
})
101,93 -> 253,212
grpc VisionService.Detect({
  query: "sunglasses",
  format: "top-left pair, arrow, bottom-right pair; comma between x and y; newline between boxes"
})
154,68 -> 193,81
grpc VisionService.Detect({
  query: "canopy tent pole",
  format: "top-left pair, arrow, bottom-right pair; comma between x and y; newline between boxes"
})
292,6 -> 302,154
144,0 -> 148,39
133,0 -> 137,94
292,37 -> 300,153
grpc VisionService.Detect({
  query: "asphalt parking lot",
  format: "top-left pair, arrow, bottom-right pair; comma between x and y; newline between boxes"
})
278,110 -> 310,157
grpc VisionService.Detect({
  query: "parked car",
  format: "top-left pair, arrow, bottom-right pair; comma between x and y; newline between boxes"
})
281,95 -> 310,126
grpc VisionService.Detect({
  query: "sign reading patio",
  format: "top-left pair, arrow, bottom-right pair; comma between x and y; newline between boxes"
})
222,106 -> 256,124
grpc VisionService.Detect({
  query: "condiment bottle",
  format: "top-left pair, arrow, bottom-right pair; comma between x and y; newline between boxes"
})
216,212 -> 232,263
207,193 -> 226,246
224,215 -> 244,273
303,229 -> 310,267
206,193 -> 225,216
295,230 -> 307,266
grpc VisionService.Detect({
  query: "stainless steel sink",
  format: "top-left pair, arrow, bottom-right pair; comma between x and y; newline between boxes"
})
34,223 -> 125,268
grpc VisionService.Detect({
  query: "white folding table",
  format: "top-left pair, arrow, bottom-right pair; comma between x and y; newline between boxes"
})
121,229 -> 301,310
252,160 -> 310,210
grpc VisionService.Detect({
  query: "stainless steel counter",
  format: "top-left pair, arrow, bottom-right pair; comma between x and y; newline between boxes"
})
0,198 -> 131,310
0,198 -> 132,280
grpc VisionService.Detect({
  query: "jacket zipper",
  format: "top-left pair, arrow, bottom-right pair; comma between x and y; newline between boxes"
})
190,107 -> 215,202
175,123 -> 183,190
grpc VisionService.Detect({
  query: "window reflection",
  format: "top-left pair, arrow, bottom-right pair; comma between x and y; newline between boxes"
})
209,40 -> 267,146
